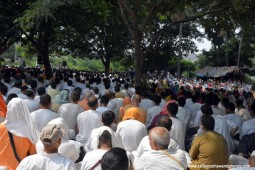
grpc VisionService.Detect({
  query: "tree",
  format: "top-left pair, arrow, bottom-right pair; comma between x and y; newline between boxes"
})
117,0 -> 231,85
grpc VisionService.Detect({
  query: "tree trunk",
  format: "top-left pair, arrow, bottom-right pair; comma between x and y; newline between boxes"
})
134,32 -> 143,86
177,23 -> 183,79
101,55 -> 110,74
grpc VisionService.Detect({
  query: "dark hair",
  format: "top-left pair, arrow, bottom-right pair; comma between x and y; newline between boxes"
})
50,81 -> 57,89
87,96 -> 98,108
212,94 -> 220,106
70,90 -> 81,103
236,99 -> 243,106
201,115 -> 215,131
99,130 -> 112,147
221,97 -> 229,107
177,96 -> 186,107
167,102 -> 178,116
201,104 -> 213,115
6,93 -> 18,105
37,87 -> 46,96
100,95 -> 110,106
93,87 -> 99,94
0,83 -> 8,95
40,94 -> 51,106
250,101 -> 255,114
102,110 -> 115,126
30,79 -> 37,89
156,116 -> 172,131
25,89 -> 35,98
204,94 -> 212,106
152,94 -> 161,105
101,147 -> 128,170
67,80 -> 72,86
225,102 -> 235,112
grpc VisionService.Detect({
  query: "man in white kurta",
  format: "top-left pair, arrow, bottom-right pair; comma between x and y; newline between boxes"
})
58,90 -> 84,131
30,94 -> 59,134
146,94 -> 162,128
116,119 -> 147,152
188,99 -> 202,128
134,127 -> 188,170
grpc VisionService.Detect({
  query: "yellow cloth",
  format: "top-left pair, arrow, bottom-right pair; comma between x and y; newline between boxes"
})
0,123 -> 36,170
122,107 -> 147,124
189,131 -> 229,170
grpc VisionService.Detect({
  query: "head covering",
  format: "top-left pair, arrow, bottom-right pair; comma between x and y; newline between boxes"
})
47,118 -> 69,141
5,98 -> 38,143
40,124 -> 62,145
52,89 -> 70,104
0,93 -> 7,117
122,107 -> 142,123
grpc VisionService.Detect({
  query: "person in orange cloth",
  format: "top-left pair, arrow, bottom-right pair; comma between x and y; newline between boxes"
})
119,97 -> 132,121
0,98 -> 37,170
122,94 -> 147,124
0,92 -> 7,123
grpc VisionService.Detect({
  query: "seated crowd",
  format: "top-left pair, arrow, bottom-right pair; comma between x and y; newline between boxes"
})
0,66 -> 255,170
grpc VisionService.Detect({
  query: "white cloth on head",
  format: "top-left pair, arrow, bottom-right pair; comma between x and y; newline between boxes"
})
76,110 -> 102,144
85,126 -> 124,152
134,148 -> 188,170
81,149 -> 108,170
116,119 -> 147,152
58,103 -> 84,131
30,109 -> 59,135
135,136 -> 179,158
16,151 -> 76,170
170,117 -> 186,150
5,98 -> 38,144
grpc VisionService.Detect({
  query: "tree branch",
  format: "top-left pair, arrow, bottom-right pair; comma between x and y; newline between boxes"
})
118,0 -> 134,37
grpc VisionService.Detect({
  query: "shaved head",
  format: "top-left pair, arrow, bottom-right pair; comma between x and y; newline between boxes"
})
149,127 -> 170,150
131,94 -> 141,106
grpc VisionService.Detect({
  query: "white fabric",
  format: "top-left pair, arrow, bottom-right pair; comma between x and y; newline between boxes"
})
109,98 -> 123,116
7,87 -> 21,96
146,106 -> 162,128
5,98 -> 38,144
23,98 -> 40,113
235,108 -> 252,121
81,149 -> 108,170
58,103 -> 84,131
117,119 -> 147,152
160,99 -> 167,108
188,103 -> 202,128
76,110 -> 102,144
185,98 -> 193,108
135,136 -> 179,158
194,110 -> 203,127
224,114 -> 243,134
139,99 -> 155,112
134,148 -> 188,170
17,93 -> 28,99
0,117 -> 5,123
170,117 -> 186,150
85,126 -> 124,152
96,107 -> 110,117
212,106 -> 224,116
30,109 -> 59,134
16,151 -> 76,170
176,107 -> 191,127
240,118 -> 255,139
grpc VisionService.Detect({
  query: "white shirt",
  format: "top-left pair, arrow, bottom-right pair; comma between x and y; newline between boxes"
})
224,114 -> 242,135
170,117 -> 186,150
110,98 -> 123,116
136,136 -> 179,158
96,107 -> 110,117
58,103 -> 84,131
185,98 -> 193,108
76,110 -> 102,144
16,151 -> 76,170
188,103 -> 202,127
139,99 -> 155,112
235,108 -> 252,121
212,105 -> 224,116
85,126 -> 124,152
81,149 -> 108,170
117,119 -> 147,152
7,87 -> 21,96
240,118 -> 255,139
134,148 -> 188,170
160,99 -> 167,108
146,106 -> 162,128
23,98 -> 40,113
17,93 -> 28,99
176,107 -> 191,127
30,109 -> 59,134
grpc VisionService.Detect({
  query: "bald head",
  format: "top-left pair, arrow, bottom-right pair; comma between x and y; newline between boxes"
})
149,127 -> 170,150
83,90 -> 94,100
104,89 -> 113,99
131,94 -> 141,106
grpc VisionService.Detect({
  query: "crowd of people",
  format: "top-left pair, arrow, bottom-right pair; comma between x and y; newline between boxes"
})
0,65 -> 255,169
